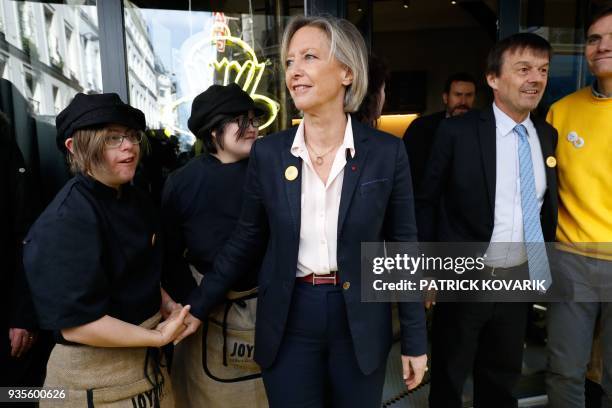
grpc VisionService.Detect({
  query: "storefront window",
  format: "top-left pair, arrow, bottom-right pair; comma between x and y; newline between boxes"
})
1,1 -> 102,116
349,0 -> 498,137
124,1 -> 303,151
0,0 -> 103,202
520,0 -> 591,108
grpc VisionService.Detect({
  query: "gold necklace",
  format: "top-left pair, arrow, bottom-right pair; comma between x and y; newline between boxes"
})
306,141 -> 340,166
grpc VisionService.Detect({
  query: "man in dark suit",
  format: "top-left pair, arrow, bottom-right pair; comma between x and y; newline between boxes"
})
417,33 -> 558,407
403,72 -> 476,193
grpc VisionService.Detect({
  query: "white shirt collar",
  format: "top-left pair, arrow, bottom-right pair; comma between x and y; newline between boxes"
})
492,102 -> 535,138
291,114 -> 356,159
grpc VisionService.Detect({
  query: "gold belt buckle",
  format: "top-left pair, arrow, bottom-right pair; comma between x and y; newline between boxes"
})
312,272 -> 337,286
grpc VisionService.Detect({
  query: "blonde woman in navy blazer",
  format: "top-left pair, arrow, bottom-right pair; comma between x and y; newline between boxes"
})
177,15 -> 427,407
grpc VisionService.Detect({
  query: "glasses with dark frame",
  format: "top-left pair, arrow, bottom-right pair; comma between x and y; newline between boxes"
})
232,115 -> 261,129
104,130 -> 144,148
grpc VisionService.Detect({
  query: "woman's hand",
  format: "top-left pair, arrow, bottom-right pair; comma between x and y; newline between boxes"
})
401,354 -> 428,390
153,305 -> 191,347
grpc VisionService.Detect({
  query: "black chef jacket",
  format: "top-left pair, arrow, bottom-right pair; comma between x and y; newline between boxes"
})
23,173 -> 161,340
161,154 -> 264,303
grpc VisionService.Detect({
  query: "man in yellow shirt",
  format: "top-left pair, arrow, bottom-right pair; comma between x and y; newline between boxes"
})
545,5 -> 612,407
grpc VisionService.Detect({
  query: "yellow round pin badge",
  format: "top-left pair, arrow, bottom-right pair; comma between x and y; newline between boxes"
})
546,156 -> 557,168
285,166 -> 298,181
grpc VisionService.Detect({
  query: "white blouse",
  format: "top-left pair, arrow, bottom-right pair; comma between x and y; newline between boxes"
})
290,115 -> 356,277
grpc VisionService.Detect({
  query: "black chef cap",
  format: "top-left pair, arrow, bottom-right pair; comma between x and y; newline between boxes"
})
187,83 -> 264,136
56,93 -> 146,152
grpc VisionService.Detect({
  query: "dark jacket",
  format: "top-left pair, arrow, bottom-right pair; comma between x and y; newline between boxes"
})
23,175 -> 162,338
188,118 -> 427,375
161,155 -> 262,301
416,107 -> 558,243
0,112 -> 38,333
403,110 -> 447,194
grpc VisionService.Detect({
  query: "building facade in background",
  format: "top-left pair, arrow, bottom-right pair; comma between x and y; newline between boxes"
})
0,0 -> 597,187
0,2 -> 102,117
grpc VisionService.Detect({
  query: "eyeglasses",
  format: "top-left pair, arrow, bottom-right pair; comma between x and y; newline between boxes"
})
104,131 -> 144,148
233,116 -> 261,129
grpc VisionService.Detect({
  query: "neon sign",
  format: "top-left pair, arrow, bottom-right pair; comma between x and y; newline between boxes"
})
161,13 -> 280,137
210,34 -> 280,130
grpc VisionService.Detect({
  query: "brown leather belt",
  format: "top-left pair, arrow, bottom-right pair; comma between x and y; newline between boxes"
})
297,271 -> 339,285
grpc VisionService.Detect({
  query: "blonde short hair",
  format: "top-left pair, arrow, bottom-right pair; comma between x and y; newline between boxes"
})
281,15 -> 369,112
67,128 -> 109,174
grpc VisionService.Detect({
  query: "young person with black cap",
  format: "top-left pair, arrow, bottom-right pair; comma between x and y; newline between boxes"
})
23,93 -> 189,407
160,83 -> 267,407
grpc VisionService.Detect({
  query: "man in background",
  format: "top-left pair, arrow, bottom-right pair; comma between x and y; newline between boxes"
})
403,72 -> 476,193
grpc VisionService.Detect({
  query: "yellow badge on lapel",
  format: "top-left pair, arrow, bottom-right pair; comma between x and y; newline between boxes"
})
285,166 -> 298,181
546,156 -> 557,168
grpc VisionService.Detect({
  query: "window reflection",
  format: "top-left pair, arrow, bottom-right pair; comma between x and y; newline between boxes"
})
124,1 -> 301,151
0,0 -> 103,203
520,0 -> 592,109
0,1 -> 102,116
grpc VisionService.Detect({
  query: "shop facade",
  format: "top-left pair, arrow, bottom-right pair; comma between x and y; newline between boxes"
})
0,0 -> 596,202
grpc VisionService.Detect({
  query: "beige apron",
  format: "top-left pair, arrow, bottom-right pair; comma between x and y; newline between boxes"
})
42,313 -> 174,408
172,285 -> 268,408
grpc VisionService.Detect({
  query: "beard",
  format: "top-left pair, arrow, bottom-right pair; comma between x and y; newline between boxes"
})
448,104 -> 470,116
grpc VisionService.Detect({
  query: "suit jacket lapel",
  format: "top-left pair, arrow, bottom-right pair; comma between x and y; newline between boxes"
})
478,107 -> 497,212
338,119 -> 369,237
281,129 -> 302,239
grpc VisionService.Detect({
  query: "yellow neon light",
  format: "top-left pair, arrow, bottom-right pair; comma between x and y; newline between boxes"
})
210,34 -> 279,130
161,15 -> 281,138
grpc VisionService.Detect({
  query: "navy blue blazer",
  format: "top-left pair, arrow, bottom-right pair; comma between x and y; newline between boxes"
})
187,118 -> 427,375
416,107 -> 558,243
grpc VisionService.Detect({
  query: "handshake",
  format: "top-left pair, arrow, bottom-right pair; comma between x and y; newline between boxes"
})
157,288 -> 202,346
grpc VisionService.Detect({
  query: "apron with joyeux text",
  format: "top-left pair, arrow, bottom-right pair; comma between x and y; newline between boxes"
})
172,267 -> 267,407
42,313 -> 174,408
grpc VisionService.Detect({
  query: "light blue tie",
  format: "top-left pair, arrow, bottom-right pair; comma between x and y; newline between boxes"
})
515,124 -> 551,290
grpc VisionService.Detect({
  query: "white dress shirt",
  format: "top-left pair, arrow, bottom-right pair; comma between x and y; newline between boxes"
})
485,103 -> 546,268
291,115 -> 356,277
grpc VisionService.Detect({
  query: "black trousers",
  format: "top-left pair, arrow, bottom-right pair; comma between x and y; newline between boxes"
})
261,282 -> 387,408
429,302 -> 529,408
